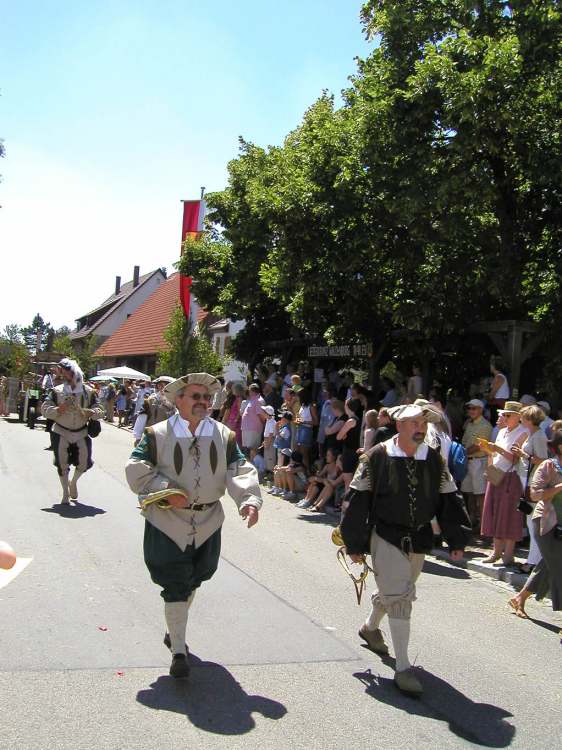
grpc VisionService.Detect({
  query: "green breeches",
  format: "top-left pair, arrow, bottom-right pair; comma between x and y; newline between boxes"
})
143,521 -> 221,602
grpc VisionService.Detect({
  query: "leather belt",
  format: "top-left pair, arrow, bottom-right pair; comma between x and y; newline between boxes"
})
139,489 -> 216,512
59,423 -> 88,432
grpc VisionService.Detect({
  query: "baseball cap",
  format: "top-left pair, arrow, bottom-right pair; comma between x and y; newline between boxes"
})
466,399 -> 485,408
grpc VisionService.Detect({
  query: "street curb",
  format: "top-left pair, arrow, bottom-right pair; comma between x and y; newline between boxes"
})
431,548 -> 528,591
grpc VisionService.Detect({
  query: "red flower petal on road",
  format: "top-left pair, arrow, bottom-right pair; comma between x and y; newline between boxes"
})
116,671 -> 124,677
98,626 -> 108,631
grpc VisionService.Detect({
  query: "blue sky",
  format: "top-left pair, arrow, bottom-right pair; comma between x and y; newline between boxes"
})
0,1 -> 372,329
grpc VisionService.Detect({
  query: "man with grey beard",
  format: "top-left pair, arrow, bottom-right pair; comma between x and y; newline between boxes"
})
343,404 -> 470,696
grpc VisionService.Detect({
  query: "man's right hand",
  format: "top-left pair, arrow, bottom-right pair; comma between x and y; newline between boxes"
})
166,493 -> 190,508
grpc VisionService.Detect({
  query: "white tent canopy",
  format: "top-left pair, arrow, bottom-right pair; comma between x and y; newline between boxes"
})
96,366 -> 151,381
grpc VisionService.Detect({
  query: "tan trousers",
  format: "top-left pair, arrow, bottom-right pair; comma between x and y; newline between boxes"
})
369,531 -> 425,621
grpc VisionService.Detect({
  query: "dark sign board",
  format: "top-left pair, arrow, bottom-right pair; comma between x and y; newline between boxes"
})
307,343 -> 373,359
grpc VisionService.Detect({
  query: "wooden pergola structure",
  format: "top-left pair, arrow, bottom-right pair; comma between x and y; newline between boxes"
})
468,320 -> 543,399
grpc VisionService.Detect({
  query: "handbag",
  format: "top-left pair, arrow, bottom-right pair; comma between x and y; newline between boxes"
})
87,419 -> 101,438
485,463 -> 506,487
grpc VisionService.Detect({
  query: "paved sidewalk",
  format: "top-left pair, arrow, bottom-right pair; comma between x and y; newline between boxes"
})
431,546 -> 530,591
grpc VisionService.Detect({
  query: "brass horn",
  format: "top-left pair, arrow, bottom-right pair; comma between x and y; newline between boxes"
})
331,525 -> 372,605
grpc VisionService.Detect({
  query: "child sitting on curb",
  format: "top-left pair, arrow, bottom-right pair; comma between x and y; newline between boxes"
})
271,450 -> 307,501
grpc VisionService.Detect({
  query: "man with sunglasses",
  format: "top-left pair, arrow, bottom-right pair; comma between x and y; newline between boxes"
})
126,372 -> 262,679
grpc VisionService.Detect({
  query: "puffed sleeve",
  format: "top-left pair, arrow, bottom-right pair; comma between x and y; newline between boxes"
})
125,431 -> 174,497
225,434 -> 262,512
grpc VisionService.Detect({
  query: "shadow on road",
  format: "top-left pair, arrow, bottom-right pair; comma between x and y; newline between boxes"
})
354,666 -> 515,747
423,559 -> 471,579
522,616 -> 560,635
136,653 -> 287,734
41,503 -> 107,518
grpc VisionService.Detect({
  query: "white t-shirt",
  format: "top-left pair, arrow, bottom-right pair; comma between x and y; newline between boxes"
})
264,417 -> 276,438
493,425 -> 528,473
494,373 -> 510,400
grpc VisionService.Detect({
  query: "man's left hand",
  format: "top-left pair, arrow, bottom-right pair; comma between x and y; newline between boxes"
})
241,505 -> 259,528
450,549 -> 464,562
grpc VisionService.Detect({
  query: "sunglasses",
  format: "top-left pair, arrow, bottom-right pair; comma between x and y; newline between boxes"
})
186,391 -> 212,402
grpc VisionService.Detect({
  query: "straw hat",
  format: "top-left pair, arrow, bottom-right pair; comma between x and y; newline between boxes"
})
498,401 -> 523,415
164,372 -> 221,400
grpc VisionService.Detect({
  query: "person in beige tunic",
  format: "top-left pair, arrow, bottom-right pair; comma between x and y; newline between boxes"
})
125,372 -> 262,679
41,358 -> 103,504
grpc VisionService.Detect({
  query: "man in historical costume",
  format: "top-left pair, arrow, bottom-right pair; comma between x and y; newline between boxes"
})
146,377 -> 176,427
41,358 -> 103,504
125,372 -> 262,679
344,404 -> 470,696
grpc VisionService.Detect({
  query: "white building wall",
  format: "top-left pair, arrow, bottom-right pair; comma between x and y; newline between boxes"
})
95,273 -> 166,337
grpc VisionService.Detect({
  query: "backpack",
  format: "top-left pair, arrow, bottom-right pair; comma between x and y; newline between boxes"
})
448,441 -> 468,484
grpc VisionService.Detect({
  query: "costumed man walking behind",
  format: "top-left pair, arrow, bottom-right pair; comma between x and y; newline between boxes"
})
41,358 -> 103,504
125,373 -> 262,679
342,404 -> 470,696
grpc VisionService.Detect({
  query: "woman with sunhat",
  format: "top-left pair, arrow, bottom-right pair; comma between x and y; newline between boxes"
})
480,401 -> 529,565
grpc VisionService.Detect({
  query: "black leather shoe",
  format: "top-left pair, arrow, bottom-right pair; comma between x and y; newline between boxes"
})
169,653 -> 190,679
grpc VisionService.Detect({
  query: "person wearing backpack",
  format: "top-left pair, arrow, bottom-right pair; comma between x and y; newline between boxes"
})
460,399 -> 493,527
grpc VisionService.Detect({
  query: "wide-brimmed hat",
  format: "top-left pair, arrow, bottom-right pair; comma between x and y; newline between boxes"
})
153,375 -> 174,384
262,405 -> 275,416
412,399 -> 442,424
388,404 -> 425,422
498,401 -> 523,415
164,372 -> 221,400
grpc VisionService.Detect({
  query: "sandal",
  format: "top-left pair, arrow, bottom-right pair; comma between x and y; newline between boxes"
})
516,563 -> 534,575
508,597 -> 529,619
481,555 -> 501,564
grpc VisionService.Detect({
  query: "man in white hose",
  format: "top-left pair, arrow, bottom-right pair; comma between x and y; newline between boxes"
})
125,372 -> 262,679
41,358 -> 103,504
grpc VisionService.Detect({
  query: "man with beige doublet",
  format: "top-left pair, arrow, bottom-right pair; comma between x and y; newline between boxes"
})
125,372 -> 262,679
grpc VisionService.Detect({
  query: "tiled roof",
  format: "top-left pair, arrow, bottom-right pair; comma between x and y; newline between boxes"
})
95,273 -> 182,357
70,269 -> 164,339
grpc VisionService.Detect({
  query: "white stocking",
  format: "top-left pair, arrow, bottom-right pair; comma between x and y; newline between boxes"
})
69,469 -> 84,499
365,596 -> 386,631
164,592 -> 196,656
389,617 -> 411,672
59,472 -> 70,502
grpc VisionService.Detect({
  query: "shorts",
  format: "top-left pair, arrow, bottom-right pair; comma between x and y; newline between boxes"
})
296,424 -> 313,447
242,430 -> 262,450
461,457 -> 488,495
342,451 -> 359,474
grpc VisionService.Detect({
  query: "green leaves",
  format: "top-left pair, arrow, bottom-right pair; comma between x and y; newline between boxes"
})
178,0 -> 561,361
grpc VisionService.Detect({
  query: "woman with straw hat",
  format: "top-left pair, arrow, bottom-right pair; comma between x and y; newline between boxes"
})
480,402 -> 528,565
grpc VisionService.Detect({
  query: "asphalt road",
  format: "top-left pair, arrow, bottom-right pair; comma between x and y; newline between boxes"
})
0,417 -> 560,750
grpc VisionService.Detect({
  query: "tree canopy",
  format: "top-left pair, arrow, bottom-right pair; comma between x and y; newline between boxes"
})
175,2 -> 562,370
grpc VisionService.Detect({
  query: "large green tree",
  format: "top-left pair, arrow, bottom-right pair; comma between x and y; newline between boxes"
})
179,0 -> 561,376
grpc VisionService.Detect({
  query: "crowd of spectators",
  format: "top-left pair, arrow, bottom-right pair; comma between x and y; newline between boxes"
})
212,358 -> 560,595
